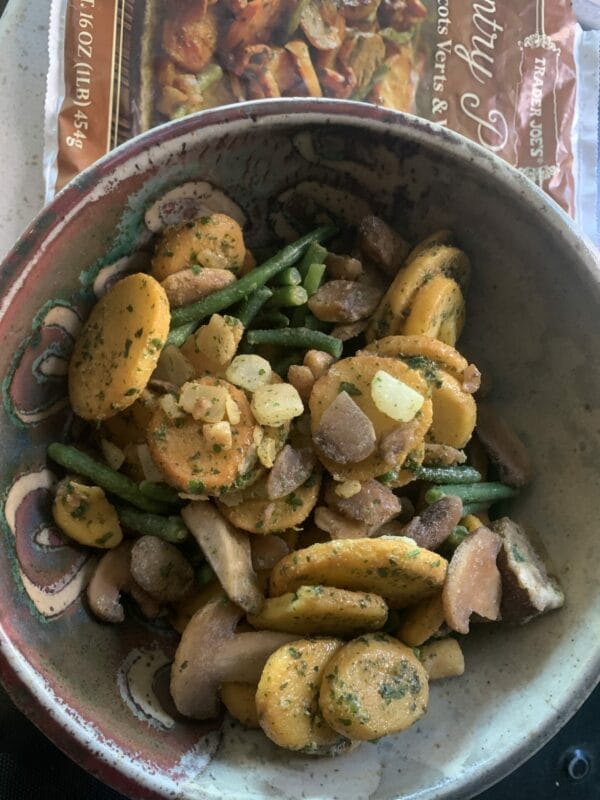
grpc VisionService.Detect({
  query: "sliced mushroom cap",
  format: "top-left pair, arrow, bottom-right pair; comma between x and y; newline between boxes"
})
181,502 -> 264,614
250,535 -> 290,571
476,403 -> 533,487
161,267 -> 236,308
357,215 -> 409,276
325,253 -> 363,281
87,541 -> 161,623
379,420 -> 421,466
300,0 -> 345,50
308,280 -> 383,323
312,390 -> 376,464
170,598 -> 295,719
490,517 -> 564,624
324,478 -> 402,529
423,443 -> 467,467
314,506 -> 370,539
130,535 -> 194,603
266,445 -> 316,500
442,526 -> 502,634
402,496 -> 464,551
331,319 -> 369,342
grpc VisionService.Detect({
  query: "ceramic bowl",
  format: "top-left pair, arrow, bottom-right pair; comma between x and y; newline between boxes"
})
0,99 -> 598,800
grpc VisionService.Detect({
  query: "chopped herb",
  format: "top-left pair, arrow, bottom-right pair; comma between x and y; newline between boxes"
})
511,544 -> 526,563
95,532 -> 114,545
212,444 -> 223,453
376,567 -> 389,577
126,304 -> 134,312
124,387 -> 138,396
288,647 -> 302,659
70,501 -> 88,519
134,327 -> 143,338
339,381 -> 362,397
123,338 -> 133,357
188,479 -> 205,494
191,264 -> 203,275
285,493 -> 303,509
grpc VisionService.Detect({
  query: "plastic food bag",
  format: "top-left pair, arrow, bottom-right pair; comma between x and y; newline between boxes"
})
44,0 -> 600,244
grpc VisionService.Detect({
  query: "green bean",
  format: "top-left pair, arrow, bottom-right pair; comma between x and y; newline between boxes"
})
246,327 -> 343,358
461,501 -> 493,516
299,241 -> 327,279
195,63 -> 223,93
425,482 -> 518,506
267,285 -> 308,309
170,226 -> 336,328
139,480 -> 182,506
166,320 -> 197,348
272,349 -> 304,377
115,503 -> 188,543
235,286 -> 273,327
253,311 -> 290,329
377,469 -> 398,485
47,443 -> 168,514
274,267 -> 302,286
303,312 -> 330,332
303,262 -> 326,296
416,465 -> 482,484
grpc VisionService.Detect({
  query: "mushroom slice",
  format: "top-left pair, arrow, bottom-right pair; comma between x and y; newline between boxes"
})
312,390 -> 376,464
300,0 -> 344,50
331,320 -> 369,342
267,445 -> 316,500
181,502 -> 263,614
379,420 -> 421,466
130,536 -> 194,603
490,517 -> 564,624
161,267 -> 236,308
476,403 -> 534,487
402,496 -> 463,551
423,443 -> 466,467
442,526 -> 502,634
213,630 -> 297,684
325,253 -> 363,281
87,541 -> 160,623
250,535 -> 290,571
358,215 -> 409,276
324,478 -> 401,530
308,280 -> 383,323
314,506 -> 369,539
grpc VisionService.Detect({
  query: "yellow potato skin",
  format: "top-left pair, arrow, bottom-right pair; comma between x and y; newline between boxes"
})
247,586 -> 388,636
69,273 -> 170,421
151,213 -> 246,281
221,682 -> 260,728
429,370 -> 477,448
256,638 -> 351,754
403,275 -> 465,346
309,356 -> 432,481
52,480 -> 122,549
217,472 -> 321,534
364,335 -> 469,383
419,638 -> 465,681
269,538 -> 447,609
319,633 -> 429,740
396,593 -> 445,647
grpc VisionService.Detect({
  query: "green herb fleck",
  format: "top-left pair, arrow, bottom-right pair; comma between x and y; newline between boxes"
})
339,381 -> 362,397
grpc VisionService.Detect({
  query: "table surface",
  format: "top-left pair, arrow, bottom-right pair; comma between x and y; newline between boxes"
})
0,1 -> 598,798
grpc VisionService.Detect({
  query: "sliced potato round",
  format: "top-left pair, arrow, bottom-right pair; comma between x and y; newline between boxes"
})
256,638 -> 352,754
52,479 -> 122,549
319,633 -> 429,740
418,638 -> 465,681
269,538 -> 447,608
69,273 -> 170,420
396,592 -> 445,647
403,275 -> 465,346
147,376 -> 256,494
221,682 -> 260,728
363,334 -> 469,383
429,370 -> 477,448
309,356 -> 432,481
216,471 -> 321,534
248,586 -> 388,636
151,213 -> 246,281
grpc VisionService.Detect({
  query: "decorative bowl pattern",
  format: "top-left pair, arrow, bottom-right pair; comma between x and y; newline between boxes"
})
0,99 -> 599,800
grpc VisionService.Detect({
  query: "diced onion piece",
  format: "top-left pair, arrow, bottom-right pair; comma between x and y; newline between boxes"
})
251,384 -> 304,426
179,381 -> 228,422
159,393 -> 186,421
203,421 -> 233,450
257,435 -> 278,468
136,444 -> 167,483
370,370 -> 424,422
100,439 -> 125,471
226,355 -> 272,392
225,395 -> 242,425
195,314 -> 241,367
153,344 -> 195,387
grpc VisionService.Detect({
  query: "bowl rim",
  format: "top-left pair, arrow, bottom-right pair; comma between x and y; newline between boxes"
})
0,97 -> 599,800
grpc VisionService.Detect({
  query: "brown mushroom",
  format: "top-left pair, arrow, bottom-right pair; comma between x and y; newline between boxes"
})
162,6 -> 218,73
250,535 -> 290,571
442,526 -> 502,634
476,403 -> 534,487
170,598 -> 295,719
490,517 -> 564,624
287,364 -> 315,402
324,478 -> 402,530
285,40 -> 322,96
331,320 -> 369,342
181,502 -> 264,614
339,0 -> 382,23
303,349 -> 336,379
379,420 -> 421,465
325,253 -> 363,281
312,390 -> 376,464
308,280 -> 383,323
357,215 -> 409,276
267,445 -> 317,500
161,267 -> 236,308
87,541 -> 160,623
300,0 -> 345,50
402,496 -> 464,551
314,506 -> 369,539
130,536 -> 194,604
462,363 -> 482,394
423,443 -> 467,467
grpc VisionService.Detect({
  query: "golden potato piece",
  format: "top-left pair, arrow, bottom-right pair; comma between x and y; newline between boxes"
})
256,638 -> 352,754
429,370 -> 477,448
221,682 -> 260,728
419,638 -> 465,680
216,472 -> 321,534
403,275 -> 465,346
396,592 -> 445,647
364,334 -> 469,383
151,213 -> 246,281
248,586 -> 388,636
147,377 -> 256,494
319,633 -> 429,740
69,273 -> 170,420
52,479 -> 122,549
180,314 -> 244,377
309,356 -> 432,481
269,538 -> 447,608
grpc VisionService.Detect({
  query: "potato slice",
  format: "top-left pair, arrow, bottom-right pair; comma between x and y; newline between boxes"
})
151,213 -> 246,281
180,314 -> 244,376
429,370 -> 477,448
419,638 -> 465,680
367,245 -> 470,341
363,334 -> 469,383
396,593 -> 445,647
319,633 -> 429,740
256,638 -> 352,754
221,682 -> 260,728
53,479 -> 122,549
69,273 -> 170,420
269,538 -> 447,608
147,377 -> 256,494
216,471 -> 321,534
248,586 -> 388,636
403,275 -> 465,346
309,356 -> 432,481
